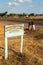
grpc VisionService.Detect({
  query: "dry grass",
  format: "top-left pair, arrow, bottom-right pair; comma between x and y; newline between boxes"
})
1,16 -> 43,21
0,21 -> 43,65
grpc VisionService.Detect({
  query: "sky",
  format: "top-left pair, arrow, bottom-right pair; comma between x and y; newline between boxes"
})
0,0 -> 43,14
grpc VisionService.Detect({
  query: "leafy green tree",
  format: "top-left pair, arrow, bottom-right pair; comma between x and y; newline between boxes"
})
22,13 -> 26,16
0,11 -> 7,16
29,13 -> 35,16
18,13 -> 26,17
7,13 -> 16,17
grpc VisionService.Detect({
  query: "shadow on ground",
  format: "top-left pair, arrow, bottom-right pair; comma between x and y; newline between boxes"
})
34,34 -> 43,40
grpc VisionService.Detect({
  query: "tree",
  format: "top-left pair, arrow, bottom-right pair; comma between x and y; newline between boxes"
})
29,13 -> 35,16
22,13 -> 26,16
7,13 -> 16,17
0,11 -> 8,17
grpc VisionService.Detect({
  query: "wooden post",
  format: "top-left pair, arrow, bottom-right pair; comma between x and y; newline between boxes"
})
5,37 -> 8,59
20,35 -> 23,53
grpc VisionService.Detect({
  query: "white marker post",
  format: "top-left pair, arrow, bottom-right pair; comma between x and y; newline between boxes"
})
4,24 -> 24,59
20,35 -> 23,53
5,37 -> 8,59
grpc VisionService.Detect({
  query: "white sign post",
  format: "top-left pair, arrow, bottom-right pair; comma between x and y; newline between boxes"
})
20,35 -> 23,53
4,24 -> 24,59
5,37 -> 8,59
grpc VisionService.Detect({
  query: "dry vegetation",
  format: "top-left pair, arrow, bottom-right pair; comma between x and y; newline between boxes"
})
0,15 -> 43,21
0,21 -> 43,65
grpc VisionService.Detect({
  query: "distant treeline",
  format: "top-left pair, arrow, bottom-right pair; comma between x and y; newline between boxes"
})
0,11 -> 7,17
0,11 -> 43,17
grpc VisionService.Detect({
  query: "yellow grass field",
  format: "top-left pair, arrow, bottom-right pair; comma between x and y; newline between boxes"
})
0,21 -> 43,65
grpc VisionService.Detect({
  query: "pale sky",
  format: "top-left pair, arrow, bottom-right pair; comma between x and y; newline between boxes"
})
0,0 -> 43,14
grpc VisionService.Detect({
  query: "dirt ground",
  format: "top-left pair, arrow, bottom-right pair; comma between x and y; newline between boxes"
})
0,21 -> 43,65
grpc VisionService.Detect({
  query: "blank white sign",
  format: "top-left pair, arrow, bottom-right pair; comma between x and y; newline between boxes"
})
5,24 -> 24,37
4,24 -> 24,59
